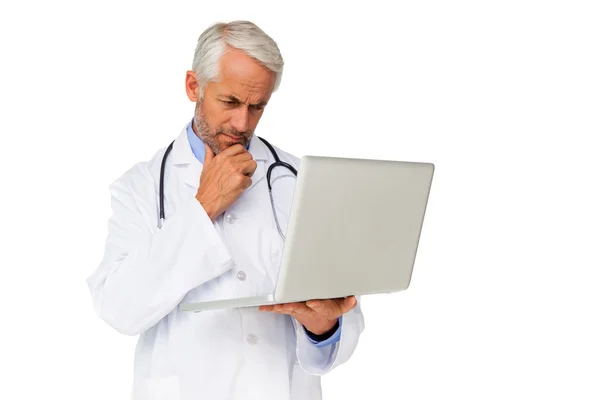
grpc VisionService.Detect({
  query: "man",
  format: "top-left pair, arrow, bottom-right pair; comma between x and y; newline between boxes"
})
86,20 -> 364,400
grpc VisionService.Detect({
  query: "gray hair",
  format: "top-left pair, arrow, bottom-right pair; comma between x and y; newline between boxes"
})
191,20 -> 284,98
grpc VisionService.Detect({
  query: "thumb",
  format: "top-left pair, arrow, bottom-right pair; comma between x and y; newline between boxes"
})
341,296 -> 357,312
204,142 -> 215,164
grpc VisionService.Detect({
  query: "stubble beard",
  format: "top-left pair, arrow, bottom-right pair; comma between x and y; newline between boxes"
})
193,100 -> 253,154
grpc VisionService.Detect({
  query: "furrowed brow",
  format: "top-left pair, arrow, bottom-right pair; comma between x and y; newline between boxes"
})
220,94 -> 267,107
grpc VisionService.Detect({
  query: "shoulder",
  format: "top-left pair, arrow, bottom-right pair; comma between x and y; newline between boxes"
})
257,137 -> 301,170
108,145 -> 169,200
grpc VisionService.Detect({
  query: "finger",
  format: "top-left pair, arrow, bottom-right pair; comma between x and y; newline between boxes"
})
231,152 -> 254,163
285,302 -> 314,316
271,309 -> 293,315
306,299 -> 322,310
235,174 -> 252,190
306,300 -> 334,318
204,143 -> 215,164
240,159 -> 258,177
267,302 -> 309,314
267,304 -> 295,315
340,296 -> 357,313
231,172 -> 251,190
306,299 -> 337,319
277,302 -> 302,312
217,143 -> 247,158
258,304 -> 286,314
281,303 -> 299,312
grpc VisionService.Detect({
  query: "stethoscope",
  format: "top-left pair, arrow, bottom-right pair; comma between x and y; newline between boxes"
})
159,136 -> 297,240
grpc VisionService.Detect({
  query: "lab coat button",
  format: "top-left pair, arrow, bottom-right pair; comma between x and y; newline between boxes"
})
225,213 -> 237,224
237,270 -> 247,281
247,334 -> 258,345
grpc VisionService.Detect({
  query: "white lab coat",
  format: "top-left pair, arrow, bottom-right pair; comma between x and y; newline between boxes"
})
86,125 -> 365,400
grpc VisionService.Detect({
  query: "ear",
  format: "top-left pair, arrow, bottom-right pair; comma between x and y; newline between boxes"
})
185,70 -> 201,102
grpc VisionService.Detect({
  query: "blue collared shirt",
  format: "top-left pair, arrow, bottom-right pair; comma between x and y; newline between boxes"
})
186,119 -> 342,347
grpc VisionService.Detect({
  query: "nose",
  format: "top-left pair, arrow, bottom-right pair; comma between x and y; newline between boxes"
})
230,106 -> 249,134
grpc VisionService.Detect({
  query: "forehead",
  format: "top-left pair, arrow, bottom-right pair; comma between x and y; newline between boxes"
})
215,47 -> 275,99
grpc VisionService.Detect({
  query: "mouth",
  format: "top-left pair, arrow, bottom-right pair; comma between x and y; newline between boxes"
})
222,133 -> 244,142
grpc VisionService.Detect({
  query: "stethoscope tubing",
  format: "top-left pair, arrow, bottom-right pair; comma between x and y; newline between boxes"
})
158,136 -> 296,240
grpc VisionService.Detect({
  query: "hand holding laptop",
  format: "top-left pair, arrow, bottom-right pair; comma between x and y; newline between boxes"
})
259,296 -> 357,335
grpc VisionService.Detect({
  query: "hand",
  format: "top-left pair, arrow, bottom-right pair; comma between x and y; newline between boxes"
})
259,296 -> 357,335
196,143 -> 257,221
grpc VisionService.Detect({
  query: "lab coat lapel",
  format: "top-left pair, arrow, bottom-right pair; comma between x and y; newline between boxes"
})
246,135 -> 268,193
168,127 -> 202,190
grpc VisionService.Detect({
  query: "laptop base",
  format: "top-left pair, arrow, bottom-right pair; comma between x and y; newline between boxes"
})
180,295 -> 277,313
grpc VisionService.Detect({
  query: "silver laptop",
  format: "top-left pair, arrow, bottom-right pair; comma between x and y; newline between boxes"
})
180,155 -> 434,312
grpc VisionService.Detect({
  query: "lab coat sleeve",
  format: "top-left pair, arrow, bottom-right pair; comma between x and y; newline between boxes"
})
292,296 -> 365,375
86,163 -> 234,336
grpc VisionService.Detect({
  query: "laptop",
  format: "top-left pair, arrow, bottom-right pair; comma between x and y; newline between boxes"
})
180,154 -> 434,312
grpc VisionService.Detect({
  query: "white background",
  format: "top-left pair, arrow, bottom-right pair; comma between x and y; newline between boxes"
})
1,0 -> 599,399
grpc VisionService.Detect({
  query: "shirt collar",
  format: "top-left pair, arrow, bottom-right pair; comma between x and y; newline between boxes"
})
186,119 -> 206,163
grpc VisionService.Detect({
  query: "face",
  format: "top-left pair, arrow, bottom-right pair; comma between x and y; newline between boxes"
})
185,47 -> 276,154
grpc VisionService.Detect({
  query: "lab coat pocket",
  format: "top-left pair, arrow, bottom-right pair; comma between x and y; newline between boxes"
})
142,376 -> 181,400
